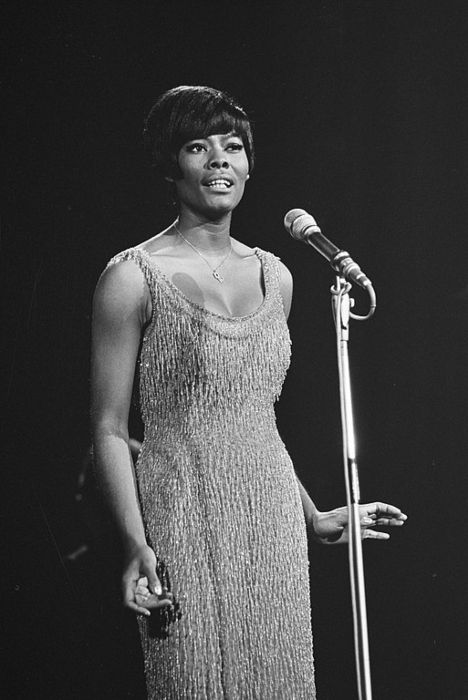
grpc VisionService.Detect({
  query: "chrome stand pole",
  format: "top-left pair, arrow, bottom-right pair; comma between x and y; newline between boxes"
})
331,276 -> 376,700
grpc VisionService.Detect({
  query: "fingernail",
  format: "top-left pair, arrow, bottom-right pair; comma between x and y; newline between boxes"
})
362,517 -> 373,524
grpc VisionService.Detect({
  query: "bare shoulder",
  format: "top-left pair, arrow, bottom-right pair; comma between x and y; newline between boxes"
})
137,228 -> 177,257
231,237 -> 258,259
278,260 -> 293,288
94,256 -> 149,320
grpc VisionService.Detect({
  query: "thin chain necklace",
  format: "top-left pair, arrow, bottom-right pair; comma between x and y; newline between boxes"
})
173,221 -> 233,284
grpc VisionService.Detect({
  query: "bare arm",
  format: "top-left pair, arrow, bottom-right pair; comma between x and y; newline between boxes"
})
295,474 -> 319,522
278,260 -> 293,320
91,259 -> 170,614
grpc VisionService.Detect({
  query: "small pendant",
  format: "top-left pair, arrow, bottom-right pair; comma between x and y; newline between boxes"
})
212,270 -> 224,283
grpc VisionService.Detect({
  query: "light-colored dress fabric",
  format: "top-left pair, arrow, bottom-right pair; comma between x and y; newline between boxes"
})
108,246 -> 315,699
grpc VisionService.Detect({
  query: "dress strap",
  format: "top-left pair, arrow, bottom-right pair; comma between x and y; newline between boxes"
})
255,248 -> 284,308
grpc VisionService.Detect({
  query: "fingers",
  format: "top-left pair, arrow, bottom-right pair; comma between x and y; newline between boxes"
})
135,591 -> 173,611
362,529 -> 390,541
135,552 -> 163,596
122,560 -> 168,617
123,571 -> 149,615
144,569 -> 163,597
361,514 -> 406,528
135,578 -> 152,605
373,517 -> 405,527
135,576 -> 174,600
135,577 -> 173,609
126,599 -> 152,616
126,593 -> 172,616
363,502 -> 408,521
123,578 -> 152,616
358,502 -> 407,541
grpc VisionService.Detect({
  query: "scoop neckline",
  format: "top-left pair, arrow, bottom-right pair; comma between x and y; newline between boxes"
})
137,246 -> 270,322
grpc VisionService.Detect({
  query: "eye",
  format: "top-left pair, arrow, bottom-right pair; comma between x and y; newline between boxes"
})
185,142 -> 206,153
226,141 -> 244,152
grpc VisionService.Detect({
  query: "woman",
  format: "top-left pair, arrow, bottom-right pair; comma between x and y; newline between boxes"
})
91,85 -> 406,699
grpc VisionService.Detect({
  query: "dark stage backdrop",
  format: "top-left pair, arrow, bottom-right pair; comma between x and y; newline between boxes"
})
3,2 -> 468,698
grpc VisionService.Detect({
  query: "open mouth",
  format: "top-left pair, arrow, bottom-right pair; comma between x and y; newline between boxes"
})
205,178 -> 233,190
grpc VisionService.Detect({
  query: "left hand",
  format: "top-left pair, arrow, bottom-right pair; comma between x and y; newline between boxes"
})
310,502 -> 407,544
134,576 -> 174,611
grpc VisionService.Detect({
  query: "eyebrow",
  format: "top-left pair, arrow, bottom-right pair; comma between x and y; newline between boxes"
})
189,132 -> 241,142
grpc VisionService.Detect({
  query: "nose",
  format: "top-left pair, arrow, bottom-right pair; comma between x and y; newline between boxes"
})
208,146 -> 229,170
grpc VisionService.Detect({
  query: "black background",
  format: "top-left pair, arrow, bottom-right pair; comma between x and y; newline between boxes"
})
3,1 -> 468,698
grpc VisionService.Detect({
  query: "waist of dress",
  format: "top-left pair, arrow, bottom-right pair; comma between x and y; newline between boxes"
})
142,402 -> 281,446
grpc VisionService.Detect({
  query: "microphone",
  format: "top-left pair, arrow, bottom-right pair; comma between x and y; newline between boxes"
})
284,208 -> 372,289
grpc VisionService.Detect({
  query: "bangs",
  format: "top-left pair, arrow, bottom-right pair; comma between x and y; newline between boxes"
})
173,105 -> 249,150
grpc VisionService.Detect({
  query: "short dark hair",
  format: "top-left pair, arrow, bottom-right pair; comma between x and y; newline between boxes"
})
143,85 -> 254,179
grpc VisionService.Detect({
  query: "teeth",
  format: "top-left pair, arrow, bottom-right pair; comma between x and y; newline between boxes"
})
207,180 -> 231,188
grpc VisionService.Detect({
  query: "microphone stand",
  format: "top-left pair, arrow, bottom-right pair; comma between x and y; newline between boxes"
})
331,276 -> 376,700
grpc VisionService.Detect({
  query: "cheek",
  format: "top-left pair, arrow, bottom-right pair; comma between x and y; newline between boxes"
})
175,152 -> 199,182
234,180 -> 247,203
176,158 -> 194,181
239,157 -> 250,181
174,166 -> 200,195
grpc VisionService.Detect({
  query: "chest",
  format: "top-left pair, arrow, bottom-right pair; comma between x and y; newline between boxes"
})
148,252 -> 265,318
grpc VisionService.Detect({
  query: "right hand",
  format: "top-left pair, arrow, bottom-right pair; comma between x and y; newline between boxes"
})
122,544 -> 173,616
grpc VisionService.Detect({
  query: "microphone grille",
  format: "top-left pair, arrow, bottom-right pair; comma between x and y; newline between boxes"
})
284,208 -> 308,232
284,208 -> 320,241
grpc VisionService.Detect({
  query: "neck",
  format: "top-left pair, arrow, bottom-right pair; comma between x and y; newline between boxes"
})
175,210 -> 232,252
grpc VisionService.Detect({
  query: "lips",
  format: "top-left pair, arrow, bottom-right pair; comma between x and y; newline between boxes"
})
203,176 -> 234,189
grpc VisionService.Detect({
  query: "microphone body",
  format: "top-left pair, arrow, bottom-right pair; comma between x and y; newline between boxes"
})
284,209 -> 372,289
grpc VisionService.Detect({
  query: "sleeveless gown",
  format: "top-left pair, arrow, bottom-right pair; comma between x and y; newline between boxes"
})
108,247 -> 315,699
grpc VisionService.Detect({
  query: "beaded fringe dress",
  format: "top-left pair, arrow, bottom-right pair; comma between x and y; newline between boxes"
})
108,246 -> 315,699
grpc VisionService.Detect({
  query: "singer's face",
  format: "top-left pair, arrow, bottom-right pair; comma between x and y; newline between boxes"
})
173,132 -> 249,218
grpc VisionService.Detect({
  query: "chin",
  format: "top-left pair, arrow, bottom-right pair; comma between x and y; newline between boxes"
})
200,200 -> 239,219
